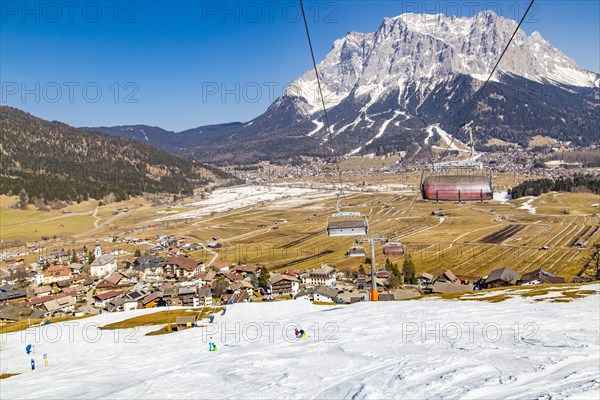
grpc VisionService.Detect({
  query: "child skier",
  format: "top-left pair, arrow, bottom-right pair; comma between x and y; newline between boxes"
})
209,337 -> 218,352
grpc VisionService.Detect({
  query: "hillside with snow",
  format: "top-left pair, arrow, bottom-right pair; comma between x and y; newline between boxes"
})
2,285 -> 599,399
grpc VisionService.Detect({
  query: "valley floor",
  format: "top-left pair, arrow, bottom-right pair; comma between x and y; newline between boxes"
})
1,285 -> 599,399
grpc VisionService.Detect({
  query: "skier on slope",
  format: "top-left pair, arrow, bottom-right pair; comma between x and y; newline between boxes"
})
209,337 -> 218,352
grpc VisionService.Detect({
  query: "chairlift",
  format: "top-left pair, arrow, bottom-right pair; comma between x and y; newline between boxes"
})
346,245 -> 367,257
420,122 -> 493,202
326,191 -> 368,237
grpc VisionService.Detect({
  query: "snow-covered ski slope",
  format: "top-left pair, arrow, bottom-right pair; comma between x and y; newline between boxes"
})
2,287 -> 599,399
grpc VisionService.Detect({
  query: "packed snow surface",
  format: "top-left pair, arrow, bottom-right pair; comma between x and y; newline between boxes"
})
2,289 -> 599,399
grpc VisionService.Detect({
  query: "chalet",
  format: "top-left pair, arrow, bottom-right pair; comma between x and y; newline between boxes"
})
125,290 -> 149,304
132,256 -> 166,281
269,274 -> 300,296
33,285 -> 53,297
295,286 -> 338,303
90,255 -> 117,278
232,265 -> 258,278
0,305 -> 45,322
416,272 -> 434,285
300,265 -> 336,287
212,262 -> 231,273
71,273 -> 95,287
438,270 -> 461,285
485,267 -> 519,288
67,263 -> 84,274
29,295 -> 55,307
176,316 -> 197,330
94,290 -> 121,308
106,297 -> 137,312
222,290 -> 251,304
165,256 -> 202,278
520,269 -> 565,285
42,296 -> 76,314
0,289 -> 28,303
197,288 -> 213,306
43,265 -> 71,285
162,286 -> 179,306
140,291 -> 163,308
178,286 -> 199,307
337,289 -> 369,304
63,285 -> 86,301
431,282 -> 474,294
224,272 -> 245,283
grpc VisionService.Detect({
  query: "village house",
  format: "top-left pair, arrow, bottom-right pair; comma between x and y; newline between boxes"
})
269,274 -> 300,296
222,290 -> 251,304
0,305 -> 45,323
42,295 -> 76,314
485,267 -> 519,288
106,297 -> 138,312
43,265 -> 72,285
176,315 -> 197,330
520,269 -> 565,285
295,286 -> 338,303
94,290 -> 121,308
67,263 -> 84,275
132,256 -> 166,281
197,288 -> 213,306
232,265 -> 258,279
139,291 -> 163,308
230,280 -> 254,297
0,289 -> 28,303
33,285 -> 53,297
437,270 -> 462,285
162,286 -> 179,306
70,273 -> 95,287
177,286 -> 199,307
431,281 -> 474,294
301,265 -> 336,287
165,256 -> 203,278
97,271 -> 131,289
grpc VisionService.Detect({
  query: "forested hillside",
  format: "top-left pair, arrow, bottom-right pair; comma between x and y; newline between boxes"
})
0,107 -> 235,203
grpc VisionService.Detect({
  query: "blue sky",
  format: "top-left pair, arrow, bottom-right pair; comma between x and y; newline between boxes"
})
1,0 -> 598,131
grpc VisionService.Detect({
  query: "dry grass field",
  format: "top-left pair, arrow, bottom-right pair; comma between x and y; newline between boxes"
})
1,172 -> 598,280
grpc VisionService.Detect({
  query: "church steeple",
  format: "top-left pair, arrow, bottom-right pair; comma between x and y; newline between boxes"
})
93,240 -> 102,258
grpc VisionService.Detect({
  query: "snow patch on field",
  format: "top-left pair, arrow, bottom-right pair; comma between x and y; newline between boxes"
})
155,186 -> 318,221
493,191 -> 512,203
2,291 -> 599,399
519,197 -> 537,214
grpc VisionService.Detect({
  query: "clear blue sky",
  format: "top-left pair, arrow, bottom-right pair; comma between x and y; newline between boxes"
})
1,0 -> 598,131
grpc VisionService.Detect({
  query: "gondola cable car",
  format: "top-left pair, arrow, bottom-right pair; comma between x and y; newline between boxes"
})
420,122 -> 494,202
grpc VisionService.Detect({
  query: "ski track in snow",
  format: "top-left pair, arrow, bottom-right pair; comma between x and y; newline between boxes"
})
306,119 -> 324,137
2,290 -> 599,399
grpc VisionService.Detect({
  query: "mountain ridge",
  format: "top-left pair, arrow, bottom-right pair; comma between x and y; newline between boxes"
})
0,106 -> 238,203
87,11 -> 600,163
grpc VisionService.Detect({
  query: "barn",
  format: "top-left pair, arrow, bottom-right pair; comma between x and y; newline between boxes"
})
421,175 -> 493,201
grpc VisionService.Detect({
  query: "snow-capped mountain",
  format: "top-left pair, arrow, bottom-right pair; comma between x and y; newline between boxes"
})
94,11 -> 600,163
289,11 -> 598,113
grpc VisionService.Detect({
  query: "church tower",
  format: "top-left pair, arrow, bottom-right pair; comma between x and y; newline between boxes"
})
93,240 -> 102,259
